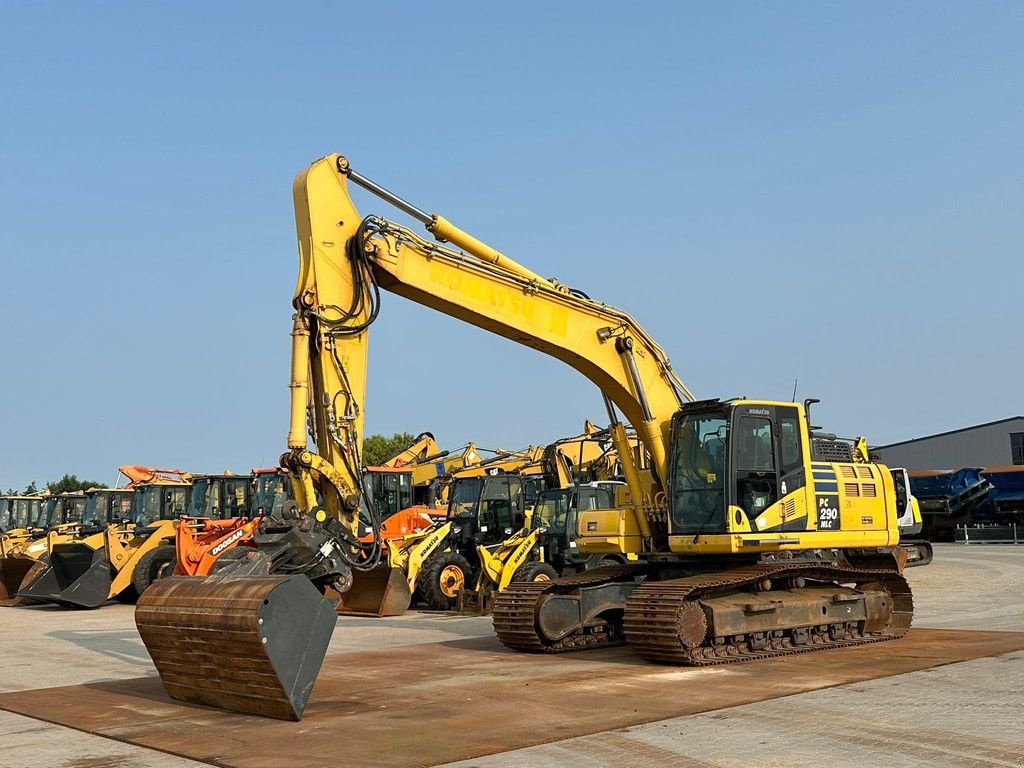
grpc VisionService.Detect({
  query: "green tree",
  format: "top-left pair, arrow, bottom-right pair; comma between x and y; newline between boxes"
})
361,432 -> 417,467
44,474 -> 102,494
23,481 -> 39,495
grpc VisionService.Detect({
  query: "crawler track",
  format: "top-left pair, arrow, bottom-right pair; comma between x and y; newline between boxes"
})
493,562 -> 912,664
624,563 -> 912,664
492,564 -> 638,653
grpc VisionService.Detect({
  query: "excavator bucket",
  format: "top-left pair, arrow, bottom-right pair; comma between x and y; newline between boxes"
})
332,565 -> 411,616
0,555 -> 47,607
17,543 -> 112,609
136,575 -> 336,721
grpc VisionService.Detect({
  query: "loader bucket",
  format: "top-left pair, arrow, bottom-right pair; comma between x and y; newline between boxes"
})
17,544 -> 112,609
136,575 -> 336,720
0,555 -> 47,607
331,565 -> 411,616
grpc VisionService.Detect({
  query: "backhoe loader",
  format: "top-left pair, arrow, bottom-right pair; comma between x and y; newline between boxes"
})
20,481 -> 188,607
136,153 -> 916,721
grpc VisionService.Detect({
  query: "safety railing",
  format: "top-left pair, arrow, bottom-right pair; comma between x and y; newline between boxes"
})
954,524 -> 1022,544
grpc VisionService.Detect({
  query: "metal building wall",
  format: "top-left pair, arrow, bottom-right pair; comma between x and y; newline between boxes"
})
874,418 -> 1024,470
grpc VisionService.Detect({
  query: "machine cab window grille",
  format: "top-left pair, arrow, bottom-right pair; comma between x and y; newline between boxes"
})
1012,432 -> 1024,465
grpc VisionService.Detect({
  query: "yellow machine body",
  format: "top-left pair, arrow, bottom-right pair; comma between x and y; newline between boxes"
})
578,399 -> 898,557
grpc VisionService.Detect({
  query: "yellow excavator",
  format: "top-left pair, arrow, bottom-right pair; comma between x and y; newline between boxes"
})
136,153 -> 914,721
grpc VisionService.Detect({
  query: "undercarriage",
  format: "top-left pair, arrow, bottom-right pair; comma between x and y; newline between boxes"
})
493,552 -> 912,664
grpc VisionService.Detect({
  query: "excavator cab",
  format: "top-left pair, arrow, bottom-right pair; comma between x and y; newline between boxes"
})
578,398 -> 900,556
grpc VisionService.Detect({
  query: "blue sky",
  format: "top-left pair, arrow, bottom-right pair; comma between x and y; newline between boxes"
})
1,2 -> 1022,489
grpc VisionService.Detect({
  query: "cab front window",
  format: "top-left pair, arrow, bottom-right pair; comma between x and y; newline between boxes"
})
669,410 -> 728,533
532,489 -> 573,532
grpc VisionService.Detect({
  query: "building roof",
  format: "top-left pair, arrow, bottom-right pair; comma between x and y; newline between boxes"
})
874,416 -> 1024,450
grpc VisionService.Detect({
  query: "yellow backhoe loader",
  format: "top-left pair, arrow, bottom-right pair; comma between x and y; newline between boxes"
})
136,153 -> 915,721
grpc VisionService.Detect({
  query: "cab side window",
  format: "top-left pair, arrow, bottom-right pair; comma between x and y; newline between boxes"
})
777,408 -> 803,477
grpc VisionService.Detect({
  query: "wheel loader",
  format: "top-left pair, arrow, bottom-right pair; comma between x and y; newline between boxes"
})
456,482 -> 631,613
124,473 -> 255,582
135,153 -> 918,722
19,481 -> 188,607
0,495 -> 46,605
0,491 -> 93,606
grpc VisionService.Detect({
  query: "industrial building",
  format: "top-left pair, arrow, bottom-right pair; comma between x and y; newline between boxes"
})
873,416 -> 1024,470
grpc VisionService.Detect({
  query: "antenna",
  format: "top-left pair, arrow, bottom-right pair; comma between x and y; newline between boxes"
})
791,378 -> 798,402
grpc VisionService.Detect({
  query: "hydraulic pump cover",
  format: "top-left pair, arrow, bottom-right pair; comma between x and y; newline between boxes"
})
136,574 -> 336,720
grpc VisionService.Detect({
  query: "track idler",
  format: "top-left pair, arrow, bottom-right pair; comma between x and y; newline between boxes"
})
17,544 -> 113,609
136,575 -> 337,720
0,555 -> 47,607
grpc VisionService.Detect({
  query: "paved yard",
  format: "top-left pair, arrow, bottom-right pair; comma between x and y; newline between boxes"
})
1,544 -> 1022,767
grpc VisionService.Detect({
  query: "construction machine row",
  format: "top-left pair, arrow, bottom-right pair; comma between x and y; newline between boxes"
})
4,152 -> 937,723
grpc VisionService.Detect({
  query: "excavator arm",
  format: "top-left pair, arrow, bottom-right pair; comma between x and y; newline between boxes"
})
290,154 -> 691,536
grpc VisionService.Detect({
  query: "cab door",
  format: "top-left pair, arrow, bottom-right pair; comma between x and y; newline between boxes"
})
774,406 -> 808,531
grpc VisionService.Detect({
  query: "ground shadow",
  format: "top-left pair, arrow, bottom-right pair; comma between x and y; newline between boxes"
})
46,629 -> 152,667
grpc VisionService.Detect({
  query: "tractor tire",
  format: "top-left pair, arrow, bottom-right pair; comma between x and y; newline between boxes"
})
512,561 -> 559,583
132,545 -> 176,596
419,552 -> 472,611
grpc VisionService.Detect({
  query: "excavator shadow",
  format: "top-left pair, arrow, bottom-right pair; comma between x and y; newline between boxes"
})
437,634 -> 651,664
45,629 -> 154,667
1,627 -> 1022,768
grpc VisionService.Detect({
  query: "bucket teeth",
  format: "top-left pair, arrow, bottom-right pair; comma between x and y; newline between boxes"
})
136,575 -> 337,720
